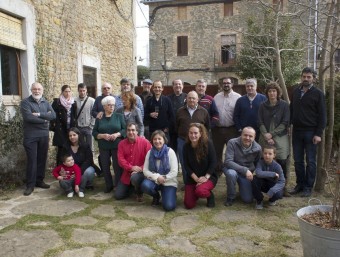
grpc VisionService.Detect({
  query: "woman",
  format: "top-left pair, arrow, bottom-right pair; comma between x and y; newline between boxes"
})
183,123 -> 217,209
92,96 -> 126,193
258,82 -> 290,193
115,91 -> 144,137
61,127 -> 96,196
51,85 -> 77,165
141,130 -> 178,211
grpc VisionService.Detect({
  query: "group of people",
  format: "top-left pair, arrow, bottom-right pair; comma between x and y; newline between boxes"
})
20,66 -> 326,211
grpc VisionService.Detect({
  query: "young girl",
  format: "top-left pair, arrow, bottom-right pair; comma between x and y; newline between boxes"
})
52,154 -> 82,198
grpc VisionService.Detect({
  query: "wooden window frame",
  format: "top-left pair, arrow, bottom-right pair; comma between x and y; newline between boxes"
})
177,36 -> 188,56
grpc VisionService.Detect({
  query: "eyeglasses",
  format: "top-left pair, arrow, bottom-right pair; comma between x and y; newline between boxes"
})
106,104 -> 115,107
102,87 -> 111,90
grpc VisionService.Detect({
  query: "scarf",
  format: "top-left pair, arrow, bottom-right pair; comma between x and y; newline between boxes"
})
148,144 -> 170,175
59,94 -> 75,110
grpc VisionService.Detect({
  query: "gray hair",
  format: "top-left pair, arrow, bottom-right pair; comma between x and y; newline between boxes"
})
196,79 -> 207,85
101,96 -> 116,106
245,78 -> 257,87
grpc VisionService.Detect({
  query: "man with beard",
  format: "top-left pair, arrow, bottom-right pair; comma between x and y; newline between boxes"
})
289,67 -> 326,197
213,77 -> 241,175
20,82 -> 56,196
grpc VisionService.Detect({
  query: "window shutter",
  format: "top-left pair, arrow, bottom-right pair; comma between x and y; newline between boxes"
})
0,12 -> 26,50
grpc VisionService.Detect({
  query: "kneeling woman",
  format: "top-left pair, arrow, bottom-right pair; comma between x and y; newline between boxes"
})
183,123 -> 217,208
141,130 -> 178,211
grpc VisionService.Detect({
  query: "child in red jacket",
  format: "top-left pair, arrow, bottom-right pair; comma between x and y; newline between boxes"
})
52,154 -> 83,198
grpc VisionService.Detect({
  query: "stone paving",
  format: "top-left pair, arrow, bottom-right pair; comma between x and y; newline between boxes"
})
0,174 -> 332,257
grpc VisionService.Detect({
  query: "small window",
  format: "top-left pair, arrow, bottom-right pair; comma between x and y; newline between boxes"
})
334,49 -> 340,65
178,6 -> 187,20
0,45 -> 21,96
224,3 -> 233,17
83,66 -> 97,98
273,0 -> 284,11
177,36 -> 188,56
221,35 -> 236,65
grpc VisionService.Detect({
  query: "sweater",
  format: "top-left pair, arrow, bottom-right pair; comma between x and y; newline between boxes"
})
115,107 -> 144,136
290,85 -> 326,136
183,140 -> 218,185
176,105 -> 210,139
233,93 -> 266,132
143,147 -> 178,188
118,137 -> 152,185
52,163 -> 82,185
115,94 -> 144,118
168,92 -> 187,118
224,136 -> 262,176
20,95 -> 56,138
145,95 -> 175,134
198,94 -> 220,128
74,96 -> 95,128
61,143 -> 94,173
92,112 -> 126,150
254,159 -> 285,198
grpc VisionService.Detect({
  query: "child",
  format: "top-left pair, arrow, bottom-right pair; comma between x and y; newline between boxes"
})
52,154 -> 83,198
252,145 -> 285,209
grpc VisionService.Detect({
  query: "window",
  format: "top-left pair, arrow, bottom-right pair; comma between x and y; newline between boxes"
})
224,3 -> 233,17
335,49 -> 340,65
83,66 -> 97,98
0,45 -> 21,96
177,36 -> 188,56
178,6 -> 187,20
273,0 -> 284,11
221,35 -> 236,64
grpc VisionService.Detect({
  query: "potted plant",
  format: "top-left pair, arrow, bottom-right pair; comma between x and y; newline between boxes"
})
296,170 -> 340,257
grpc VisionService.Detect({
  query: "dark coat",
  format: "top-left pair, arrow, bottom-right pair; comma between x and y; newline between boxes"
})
51,98 -> 77,147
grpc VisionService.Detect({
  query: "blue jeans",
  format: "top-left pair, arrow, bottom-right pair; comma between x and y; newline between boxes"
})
141,179 -> 177,211
252,176 -> 283,202
223,168 -> 253,203
292,130 -> 317,190
80,166 -> 95,192
177,137 -> 187,184
114,172 -> 144,200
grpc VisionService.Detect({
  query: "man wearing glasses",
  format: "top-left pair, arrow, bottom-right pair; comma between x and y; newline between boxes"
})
213,77 -> 241,175
91,82 -> 114,119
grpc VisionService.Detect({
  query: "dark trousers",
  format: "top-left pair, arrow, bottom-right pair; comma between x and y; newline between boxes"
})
211,126 -> 238,173
59,179 -> 75,193
292,130 -> 317,190
99,148 -> 122,190
23,136 -> 49,188
78,127 -> 93,151
114,172 -> 145,200
252,176 -> 282,202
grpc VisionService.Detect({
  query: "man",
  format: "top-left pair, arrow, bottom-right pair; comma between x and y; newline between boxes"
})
167,79 -> 187,152
74,83 -> 95,148
213,77 -> 241,174
91,82 -> 113,119
115,78 -> 144,118
176,91 -> 210,184
195,79 -> 219,127
20,82 -> 56,196
233,78 -> 266,140
139,78 -> 153,139
289,67 -> 326,197
223,127 -> 262,206
145,80 -> 174,141
115,123 -> 152,201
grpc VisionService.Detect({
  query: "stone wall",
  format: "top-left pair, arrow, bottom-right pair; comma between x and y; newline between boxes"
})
25,0 -> 136,97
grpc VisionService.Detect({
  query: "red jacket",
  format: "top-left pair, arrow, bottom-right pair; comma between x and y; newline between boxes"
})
52,164 -> 82,185
118,137 -> 152,185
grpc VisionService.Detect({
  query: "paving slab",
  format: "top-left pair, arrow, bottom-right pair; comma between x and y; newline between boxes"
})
90,204 -> 115,217
0,217 -> 18,230
284,241 -> 303,257
106,219 -> 137,231
235,224 -> 272,240
28,221 -> 51,227
0,229 -> 62,257
103,244 -> 154,257
11,199 -> 88,216
123,205 -> 165,221
128,226 -> 163,238
61,216 -> 98,226
71,228 -> 110,244
88,192 -> 113,201
57,247 -> 97,257
213,210 -> 253,223
190,226 -> 224,239
208,236 -> 262,254
157,235 -> 197,253
170,214 -> 199,234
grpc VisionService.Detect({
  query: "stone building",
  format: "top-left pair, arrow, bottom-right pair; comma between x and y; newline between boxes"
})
0,0 -> 136,108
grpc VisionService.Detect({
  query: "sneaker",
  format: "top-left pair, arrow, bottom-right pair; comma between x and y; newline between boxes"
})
23,187 -> 34,196
206,192 -> 215,208
255,201 -> 264,210
224,198 -> 234,207
78,192 -> 85,198
35,181 -> 50,189
67,192 -> 74,198
268,200 -> 277,206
